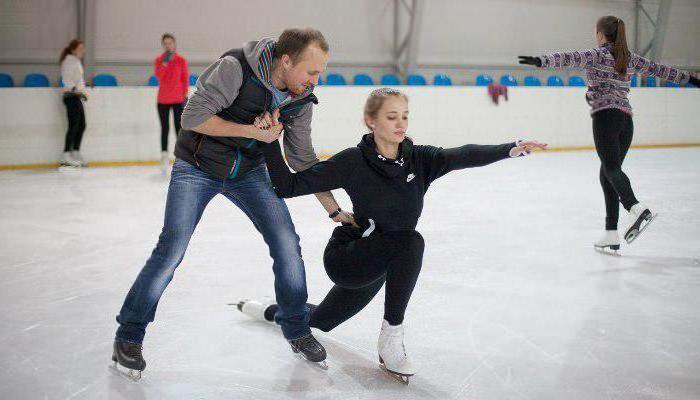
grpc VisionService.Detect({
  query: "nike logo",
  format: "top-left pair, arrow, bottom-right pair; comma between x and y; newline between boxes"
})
406,173 -> 415,182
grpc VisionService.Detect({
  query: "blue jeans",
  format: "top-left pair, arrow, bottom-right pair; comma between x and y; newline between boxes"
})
116,159 -> 311,343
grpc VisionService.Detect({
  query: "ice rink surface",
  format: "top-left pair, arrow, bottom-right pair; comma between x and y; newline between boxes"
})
1,148 -> 699,400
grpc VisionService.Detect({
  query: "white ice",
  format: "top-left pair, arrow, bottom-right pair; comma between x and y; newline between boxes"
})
1,148 -> 699,400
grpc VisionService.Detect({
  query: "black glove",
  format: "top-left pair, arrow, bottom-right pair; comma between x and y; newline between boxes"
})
518,56 -> 542,67
689,76 -> 700,88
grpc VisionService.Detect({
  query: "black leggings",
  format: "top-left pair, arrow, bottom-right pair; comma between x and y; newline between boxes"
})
63,95 -> 86,152
592,109 -> 639,230
308,230 -> 425,331
157,102 -> 184,151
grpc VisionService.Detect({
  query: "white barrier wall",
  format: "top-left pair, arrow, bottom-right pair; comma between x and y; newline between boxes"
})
0,87 -> 698,166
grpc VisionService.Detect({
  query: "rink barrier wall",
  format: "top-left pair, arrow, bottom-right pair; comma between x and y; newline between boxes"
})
0,87 -> 698,169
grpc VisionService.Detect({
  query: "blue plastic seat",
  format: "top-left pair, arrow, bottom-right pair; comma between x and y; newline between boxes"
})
645,77 -> 657,87
0,74 -> 15,87
0,73 -> 14,87
546,76 -> 564,86
148,75 -> 159,86
380,74 -> 401,85
353,74 -> 374,85
664,80 -> 680,88
523,76 -> 541,86
406,74 -> 426,86
325,74 -> 346,86
568,76 -> 586,86
24,73 -> 50,87
433,74 -> 452,86
630,75 -> 638,87
475,74 -> 493,86
93,74 -> 118,87
189,74 -> 198,86
500,74 -> 518,86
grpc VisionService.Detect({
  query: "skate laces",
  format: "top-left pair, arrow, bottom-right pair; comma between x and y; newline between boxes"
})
294,335 -> 320,351
383,328 -> 407,357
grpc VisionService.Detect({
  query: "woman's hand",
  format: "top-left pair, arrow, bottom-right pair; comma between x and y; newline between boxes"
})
510,140 -> 548,157
333,210 -> 359,228
518,56 -> 542,67
254,108 -> 281,130
253,109 -> 282,143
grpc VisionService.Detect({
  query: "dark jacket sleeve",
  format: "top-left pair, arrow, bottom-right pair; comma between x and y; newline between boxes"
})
416,142 -> 516,184
262,140 -> 353,198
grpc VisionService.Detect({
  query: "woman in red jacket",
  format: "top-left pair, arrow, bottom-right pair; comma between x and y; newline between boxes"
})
154,33 -> 189,173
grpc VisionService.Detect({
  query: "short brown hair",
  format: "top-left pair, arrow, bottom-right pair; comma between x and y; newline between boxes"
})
276,27 -> 329,63
161,33 -> 175,42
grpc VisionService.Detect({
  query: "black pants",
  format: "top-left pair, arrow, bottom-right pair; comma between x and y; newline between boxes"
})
309,230 -> 425,332
63,95 -> 86,152
157,102 -> 184,151
592,109 -> 639,230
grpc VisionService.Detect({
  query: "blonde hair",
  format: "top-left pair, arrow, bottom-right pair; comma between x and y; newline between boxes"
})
363,88 -> 409,132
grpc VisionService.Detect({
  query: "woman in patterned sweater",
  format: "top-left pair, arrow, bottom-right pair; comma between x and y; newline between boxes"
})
519,16 -> 699,253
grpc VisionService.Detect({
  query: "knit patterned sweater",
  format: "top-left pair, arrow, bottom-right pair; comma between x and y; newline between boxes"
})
538,43 -> 691,116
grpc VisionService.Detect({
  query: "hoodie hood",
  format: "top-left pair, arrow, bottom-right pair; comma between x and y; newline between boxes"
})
242,38 -> 315,100
357,134 -> 413,179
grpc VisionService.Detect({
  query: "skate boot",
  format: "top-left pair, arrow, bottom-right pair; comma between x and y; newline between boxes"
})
235,297 -> 276,322
594,230 -> 621,256
624,203 -> 657,244
378,319 -> 415,384
71,150 -> 87,167
234,298 -> 317,323
288,333 -> 327,368
112,340 -> 146,380
160,151 -> 170,176
59,151 -> 81,168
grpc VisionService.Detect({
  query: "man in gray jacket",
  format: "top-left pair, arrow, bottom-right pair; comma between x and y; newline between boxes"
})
113,28 -> 351,377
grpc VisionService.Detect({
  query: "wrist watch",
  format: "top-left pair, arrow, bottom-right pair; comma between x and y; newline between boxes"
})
329,208 -> 341,219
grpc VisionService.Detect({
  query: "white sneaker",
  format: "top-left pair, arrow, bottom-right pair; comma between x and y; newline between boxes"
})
594,230 -> 620,255
378,319 -> 415,384
59,151 -> 81,167
624,203 -> 657,244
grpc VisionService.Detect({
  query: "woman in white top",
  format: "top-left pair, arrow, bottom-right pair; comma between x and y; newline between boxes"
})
59,39 -> 88,167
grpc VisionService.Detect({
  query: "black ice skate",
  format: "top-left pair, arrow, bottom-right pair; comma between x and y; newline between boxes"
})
288,334 -> 327,369
111,340 -> 146,380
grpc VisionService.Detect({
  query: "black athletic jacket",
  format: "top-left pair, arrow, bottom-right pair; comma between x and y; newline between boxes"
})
263,134 -> 518,241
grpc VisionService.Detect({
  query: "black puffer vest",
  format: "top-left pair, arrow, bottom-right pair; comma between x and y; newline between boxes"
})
175,48 -> 318,179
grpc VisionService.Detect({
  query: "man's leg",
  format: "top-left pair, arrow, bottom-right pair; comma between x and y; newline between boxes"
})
221,165 -> 310,340
115,159 -> 219,343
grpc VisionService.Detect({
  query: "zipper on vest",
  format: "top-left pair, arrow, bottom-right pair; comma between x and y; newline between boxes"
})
229,148 -> 242,179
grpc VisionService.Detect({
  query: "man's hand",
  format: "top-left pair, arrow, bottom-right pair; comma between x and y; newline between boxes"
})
253,123 -> 283,143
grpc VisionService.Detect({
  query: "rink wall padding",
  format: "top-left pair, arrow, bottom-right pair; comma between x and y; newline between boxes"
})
0,87 -> 698,169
